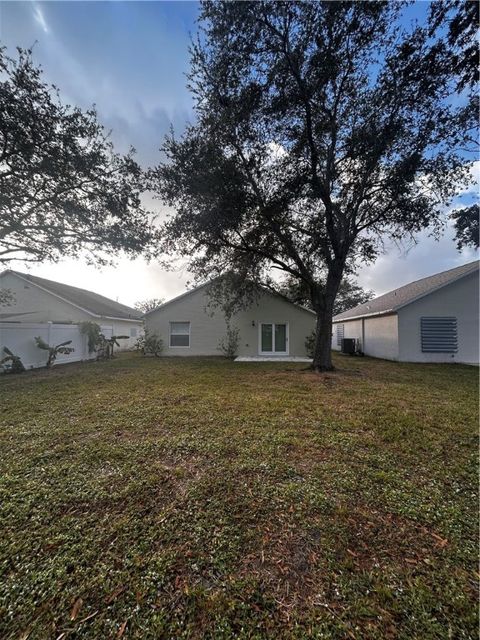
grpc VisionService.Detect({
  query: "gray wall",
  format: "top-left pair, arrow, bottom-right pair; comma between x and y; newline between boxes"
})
397,270 -> 479,364
332,271 -> 479,364
145,286 -> 316,357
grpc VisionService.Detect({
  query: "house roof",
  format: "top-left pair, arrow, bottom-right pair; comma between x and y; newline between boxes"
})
1,270 -> 142,321
333,260 -> 479,322
145,279 -> 316,316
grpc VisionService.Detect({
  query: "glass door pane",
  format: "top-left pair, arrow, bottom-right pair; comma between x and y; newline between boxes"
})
274,324 -> 287,352
261,324 -> 273,352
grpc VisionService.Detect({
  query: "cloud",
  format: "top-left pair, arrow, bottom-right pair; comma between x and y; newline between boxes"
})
356,220 -> 478,297
32,3 -> 49,34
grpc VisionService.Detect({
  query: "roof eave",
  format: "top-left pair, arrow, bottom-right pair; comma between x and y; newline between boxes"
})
4,271 -> 142,322
102,315 -> 143,322
333,262 -> 479,323
333,309 -> 396,322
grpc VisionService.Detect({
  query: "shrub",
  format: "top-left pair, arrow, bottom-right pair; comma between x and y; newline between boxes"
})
79,321 -> 102,352
1,347 -> 25,373
96,335 -> 129,360
218,324 -> 240,359
305,330 -> 316,359
136,331 -> 164,357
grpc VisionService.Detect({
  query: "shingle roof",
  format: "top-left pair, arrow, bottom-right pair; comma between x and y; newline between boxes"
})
333,260 -> 479,322
3,270 -> 142,320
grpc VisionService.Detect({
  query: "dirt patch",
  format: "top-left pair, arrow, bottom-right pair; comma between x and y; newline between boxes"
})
336,505 -> 449,571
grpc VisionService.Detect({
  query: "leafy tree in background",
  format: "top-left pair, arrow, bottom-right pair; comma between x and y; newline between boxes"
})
0,47 -> 158,265
151,1 -> 475,371
451,204 -> 479,250
429,1 -> 479,251
134,298 -> 164,314
279,276 -> 374,316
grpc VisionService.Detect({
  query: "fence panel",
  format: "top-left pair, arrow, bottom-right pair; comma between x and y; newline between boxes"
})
0,322 -> 93,370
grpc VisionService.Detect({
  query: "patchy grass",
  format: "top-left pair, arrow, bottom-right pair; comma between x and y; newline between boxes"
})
0,353 -> 478,639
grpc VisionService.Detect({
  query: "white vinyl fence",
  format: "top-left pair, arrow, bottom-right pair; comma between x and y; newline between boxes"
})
0,322 -> 114,371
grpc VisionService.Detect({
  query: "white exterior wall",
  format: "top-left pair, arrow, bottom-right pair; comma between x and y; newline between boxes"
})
397,270 -> 479,364
110,320 -> 143,351
363,314 -> 399,360
331,319 -> 363,351
332,315 -> 398,360
145,287 -> 316,357
0,272 -> 142,351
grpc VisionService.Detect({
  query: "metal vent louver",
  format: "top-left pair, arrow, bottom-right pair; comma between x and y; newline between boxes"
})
421,317 -> 457,353
336,324 -> 344,346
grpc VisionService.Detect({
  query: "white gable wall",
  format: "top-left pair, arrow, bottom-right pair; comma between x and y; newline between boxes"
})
397,270 -> 479,364
145,286 -> 316,357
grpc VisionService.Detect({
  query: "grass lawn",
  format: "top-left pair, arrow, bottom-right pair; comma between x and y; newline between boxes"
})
0,353 -> 478,639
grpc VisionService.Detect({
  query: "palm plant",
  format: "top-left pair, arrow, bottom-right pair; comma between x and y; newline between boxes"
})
34,336 -> 74,368
97,335 -> 129,360
1,347 -> 25,373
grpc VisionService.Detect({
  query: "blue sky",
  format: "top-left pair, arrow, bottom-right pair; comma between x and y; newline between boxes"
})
1,1 -> 478,306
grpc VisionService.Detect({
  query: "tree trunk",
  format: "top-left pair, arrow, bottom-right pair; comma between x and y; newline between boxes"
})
312,303 -> 335,372
311,262 -> 345,372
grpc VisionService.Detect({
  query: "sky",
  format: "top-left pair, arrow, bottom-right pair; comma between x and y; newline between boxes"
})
1,1 -> 478,307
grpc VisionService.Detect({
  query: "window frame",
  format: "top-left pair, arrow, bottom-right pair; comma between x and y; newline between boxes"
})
169,321 -> 191,348
258,322 -> 289,355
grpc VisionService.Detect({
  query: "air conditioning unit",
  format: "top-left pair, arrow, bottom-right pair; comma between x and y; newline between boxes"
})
341,338 -> 356,354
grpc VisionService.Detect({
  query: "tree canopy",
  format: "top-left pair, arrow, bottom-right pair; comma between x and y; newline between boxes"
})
279,276 -> 374,317
134,298 -> 165,314
451,204 -> 479,251
0,47 -> 158,265
151,1 -> 477,370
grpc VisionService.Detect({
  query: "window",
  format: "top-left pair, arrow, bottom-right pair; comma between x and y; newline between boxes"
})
421,317 -> 457,353
130,328 -> 137,338
336,324 -> 344,346
170,322 -> 190,347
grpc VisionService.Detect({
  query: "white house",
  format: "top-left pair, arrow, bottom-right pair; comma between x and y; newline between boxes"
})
0,270 -> 143,368
145,282 -> 316,360
332,261 -> 479,364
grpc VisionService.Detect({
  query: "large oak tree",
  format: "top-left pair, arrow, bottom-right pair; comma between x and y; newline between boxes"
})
0,48 -> 158,265
151,1 -> 476,371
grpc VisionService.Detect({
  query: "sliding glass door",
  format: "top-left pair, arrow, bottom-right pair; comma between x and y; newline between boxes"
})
260,323 -> 288,355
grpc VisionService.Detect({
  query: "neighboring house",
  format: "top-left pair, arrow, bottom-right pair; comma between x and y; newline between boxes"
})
0,270 -> 143,350
332,261 -> 479,364
145,282 -> 316,359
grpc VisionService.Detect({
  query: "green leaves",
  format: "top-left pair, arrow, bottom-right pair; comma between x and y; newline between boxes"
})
0,47 -> 159,266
